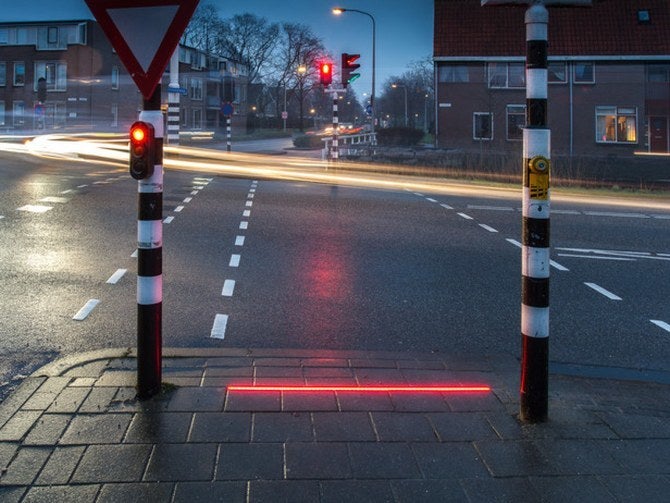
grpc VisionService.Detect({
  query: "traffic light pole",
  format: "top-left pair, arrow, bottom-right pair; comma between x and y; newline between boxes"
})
136,85 -> 163,400
332,93 -> 339,161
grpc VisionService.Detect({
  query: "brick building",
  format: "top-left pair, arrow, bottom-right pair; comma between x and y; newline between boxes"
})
0,19 -> 247,134
434,0 -> 670,160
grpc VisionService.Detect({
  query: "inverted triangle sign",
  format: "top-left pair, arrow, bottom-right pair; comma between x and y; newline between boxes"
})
85,0 -> 199,99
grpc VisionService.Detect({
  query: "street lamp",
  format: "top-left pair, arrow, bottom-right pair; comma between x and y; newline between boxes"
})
391,84 -> 408,127
332,7 -> 376,134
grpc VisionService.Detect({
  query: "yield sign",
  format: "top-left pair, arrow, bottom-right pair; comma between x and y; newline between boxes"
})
85,0 -> 199,99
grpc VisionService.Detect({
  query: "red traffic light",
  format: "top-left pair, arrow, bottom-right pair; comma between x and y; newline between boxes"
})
129,121 -> 155,180
319,62 -> 333,86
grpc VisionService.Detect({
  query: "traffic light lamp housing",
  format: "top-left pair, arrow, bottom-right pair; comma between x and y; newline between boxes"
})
129,121 -> 155,180
319,62 -> 333,86
341,53 -> 360,88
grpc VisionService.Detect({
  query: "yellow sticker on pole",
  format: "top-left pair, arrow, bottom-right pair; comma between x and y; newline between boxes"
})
528,156 -> 550,200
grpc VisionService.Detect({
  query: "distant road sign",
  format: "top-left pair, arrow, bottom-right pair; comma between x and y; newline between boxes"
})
281,111 -> 288,120
221,103 -> 234,117
85,0 -> 199,99
168,86 -> 188,95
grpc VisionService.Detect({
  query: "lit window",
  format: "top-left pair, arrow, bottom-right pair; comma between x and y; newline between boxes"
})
595,106 -> 637,143
506,105 -> 525,141
474,112 -> 493,141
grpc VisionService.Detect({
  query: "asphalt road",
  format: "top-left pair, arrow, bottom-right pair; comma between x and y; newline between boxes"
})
1,145 -> 670,400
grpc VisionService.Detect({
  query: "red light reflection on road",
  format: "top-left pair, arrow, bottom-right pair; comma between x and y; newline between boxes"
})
227,384 -> 491,393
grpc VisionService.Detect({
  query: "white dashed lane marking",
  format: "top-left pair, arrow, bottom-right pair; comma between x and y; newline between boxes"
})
73,299 -> 100,321
106,269 -> 127,284
211,314 -> 228,339
584,282 -> 622,301
222,280 -> 236,297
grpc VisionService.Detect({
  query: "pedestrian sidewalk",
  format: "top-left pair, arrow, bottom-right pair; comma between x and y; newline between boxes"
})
1,347 -> 669,502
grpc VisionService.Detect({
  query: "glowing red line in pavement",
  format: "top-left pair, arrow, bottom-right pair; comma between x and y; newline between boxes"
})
227,384 -> 491,393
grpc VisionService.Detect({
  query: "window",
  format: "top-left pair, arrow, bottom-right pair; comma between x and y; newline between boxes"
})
34,62 -> 67,91
0,62 -> 5,86
473,113 -> 493,140
0,102 -> 5,126
573,62 -> 594,84
439,65 -> 469,83
506,105 -> 525,141
13,62 -> 25,86
548,62 -> 567,83
595,106 -> 637,143
111,66 -> 119,89
488,62 -> 525,88
13,101 -> 25,126
648,64 -> 670,83
0,29 -> 8,45
190,78 -> 203,100
111,104 -> 118,127
192,108 -> 202,129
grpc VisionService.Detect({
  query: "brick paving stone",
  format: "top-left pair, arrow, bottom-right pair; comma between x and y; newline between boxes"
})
348,443 -> 421,479
301,358 -> 349,368
460,477 -> 542,502
0,447 -> 51,485
144,443 -> 217,481
396,359 -> 446,370
189,412 -> 251,442
124,412 -> 192,443
46,387 -> 90,413
336,392 -> 394,412
24,414 -> 72,445
598,411 -> 670,439
320,480 -> 395,502
249,480 -> 320,502
22,484 -> 99,503
252,412 -> 313,442
391,479 -> 469,503
411,443 -> 490,479
224,391 -> 281,412
531,439 -> 624,476
428,412 -> 499,441
167,387 -> 225,412
97,482 -> 174,502
163,358 -> 207,368
69,378 -> 97,387
474,440 -> 559,477
285,442 -> 352,479
78,387 -> 118,413
0,378 -> 44,427
173,481 -> 247,502
303,367 -> 355,379
528,475 -> 615,502
72,444 -> 152,483
312,412 -> 376,442
599,475 -> 670,501
254,366 -> 304,379
0,486 -> 25,503
446,392 -> 502,412
59,413 -> 132,445
0,442 -> 19,469
204,366 -> 253,377
599,438 -> 670,474
349,359 -> 398,369
95,371 -> 136,387
390,393 -> 450,412
0,411 -> 42,441
205,357 -> 253,367
355,368 -> 406,385
253,358 -> 303,367
371,412 -> 438,442
282,391 -> 338,412
215,443 -> 284,480
35,446 -> 85,485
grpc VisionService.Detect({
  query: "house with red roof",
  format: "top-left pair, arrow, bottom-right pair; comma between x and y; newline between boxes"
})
433,0 -> 670,161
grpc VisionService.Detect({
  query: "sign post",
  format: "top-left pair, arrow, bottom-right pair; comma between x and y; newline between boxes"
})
221,102 -> 234,152
86,0 -> 199,399
482,0 -> 590,422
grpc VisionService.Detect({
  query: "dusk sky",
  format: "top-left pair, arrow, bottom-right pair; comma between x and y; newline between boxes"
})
3,0 -> 434,100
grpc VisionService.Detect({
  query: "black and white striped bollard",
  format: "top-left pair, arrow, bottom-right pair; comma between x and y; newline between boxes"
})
136,86 -> 163,400
227,116 -> 232,152
520,3 -> 551,423
332,96 -> 339,161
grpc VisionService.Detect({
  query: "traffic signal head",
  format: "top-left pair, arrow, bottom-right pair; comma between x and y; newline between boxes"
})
341,53 -> 360,88
129,121 -> 155,180
319,62 -> 333,86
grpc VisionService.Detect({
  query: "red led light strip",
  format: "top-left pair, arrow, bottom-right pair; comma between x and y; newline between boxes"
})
227,384 -> 491,393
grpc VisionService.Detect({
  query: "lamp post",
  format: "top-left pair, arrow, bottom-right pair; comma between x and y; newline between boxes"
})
332,7 -> 376,134
392,84 -> 408,127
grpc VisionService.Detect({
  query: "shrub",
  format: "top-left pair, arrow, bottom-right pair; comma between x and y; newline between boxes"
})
375,127 -> 424,147
293,134 -> 325,149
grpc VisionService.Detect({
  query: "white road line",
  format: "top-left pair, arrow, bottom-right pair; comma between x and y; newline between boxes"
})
552,209 -> 581,215
457,212 -> 474,220
243,210 -> 251,217
17,205 -> 52,213
222,279 -> 236,297
245,201 -> 253,207
650,320 -> 670,333
131,250 -> 138,258
558,254 -> 635,262
174,205 -> 184,212
183,197 -> 193,203
651,214 -> 670,220
235,235 -> 245,246
249,188 -> 256,193
426,198 -> 438,203
164,216 -> 175,224
440,203 -> 453,210
239,221 -> 248,230
413,192 -> 424,197
211,314 -> 229,339
60,189 -> 74,194
106,269 -> 127,284
73,299 -> 100,321
584,282 -> 622,301
550,260 -> 569,272
506,238 -> 522,248
191,190 -> 199,196
467,205 -> 514,211
248,194 -> 255,199
478,224 -> 498,233
583,211 -> 649,219
77,184 -> 88,189
229,254 -> 241,267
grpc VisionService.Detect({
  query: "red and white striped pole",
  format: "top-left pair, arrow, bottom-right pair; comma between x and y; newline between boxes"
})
136,86 -> 163,399
520,3 -> 550,423
332,95 -> 339,161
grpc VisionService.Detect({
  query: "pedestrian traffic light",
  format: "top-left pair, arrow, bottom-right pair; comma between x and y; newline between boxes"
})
319,62 -> 333,86
129,121 -> 155,180
341,53 -> 360,87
